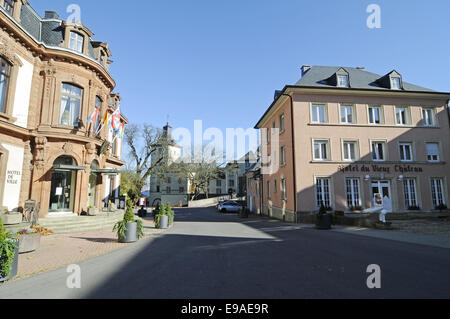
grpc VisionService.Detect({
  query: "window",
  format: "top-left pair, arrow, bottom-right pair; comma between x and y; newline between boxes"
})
403,179 -> 418,209
60,83 -> 83,126
312,104 -> 327,123
229,179 -> 235,187
267,181 -> 271,199
426,143 -> 440,162
216,188 -> 221,195
216,180 -> 222,187
167,177 -> 172,184
395,107 -> 409,125
280,146 -> 286,165
2,0 -> 14,15
69,31 -> 84,53
346,178 -> 361,208
399,143 -> 413,162
0,57 -> 11,114
338,75 -> 349,88
340,105 -> 354,124
422,108 -> 435,127
343,141 -> 358,161
316,178 -> 331,208
266,127 -> 270,144
313,140 -> 329,161
391,77 -> 401,90
179,187 -> 185,193
279,114 -> 285,132
166,187 -> 171,194
368,106 -> 382,124
274,179 -> 277,193
372,141 -> 386,161
281,178 -> 286,201
431,178 -> 446,208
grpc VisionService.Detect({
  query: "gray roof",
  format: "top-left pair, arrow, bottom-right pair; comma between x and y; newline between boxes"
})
296,66 -> 434,92
17,4 -> 98,61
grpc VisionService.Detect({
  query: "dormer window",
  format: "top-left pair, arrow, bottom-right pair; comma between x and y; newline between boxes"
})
2,0 -> 14,15
69,32 -> 84,53
338,75 -> 349,88
391,77 -> 401,90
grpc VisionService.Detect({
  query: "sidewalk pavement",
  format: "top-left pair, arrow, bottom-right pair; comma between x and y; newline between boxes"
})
244,214 -> 450,249
13,217 -> 167,281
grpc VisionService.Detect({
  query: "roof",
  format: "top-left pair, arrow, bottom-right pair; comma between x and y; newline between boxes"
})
296,66 -> 434,92
255,65 -> 450,128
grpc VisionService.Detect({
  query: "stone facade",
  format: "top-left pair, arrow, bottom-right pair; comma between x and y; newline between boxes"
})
0,2 -> 126,217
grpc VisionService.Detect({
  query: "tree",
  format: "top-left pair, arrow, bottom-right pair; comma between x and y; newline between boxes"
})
173,151 -> 222,200
123,124 -> 169,203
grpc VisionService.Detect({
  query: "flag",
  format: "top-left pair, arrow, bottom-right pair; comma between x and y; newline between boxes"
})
95,110 -> 110,135
111,107 -> 121,131
87,107 -> 99,124
120,122 -> 125,138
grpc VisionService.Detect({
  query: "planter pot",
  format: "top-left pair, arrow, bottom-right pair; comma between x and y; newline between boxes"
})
1,213 -> 22,225
158,215 -> 169,229
18,233 -> 41,254
119,222 -> 138,243
88,207 -> 99,216
316,214 -> 332,230
0,240 -> 19,282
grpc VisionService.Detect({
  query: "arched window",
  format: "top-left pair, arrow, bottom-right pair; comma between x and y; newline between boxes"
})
60,83 -> 83,127
0,57 -> 12,114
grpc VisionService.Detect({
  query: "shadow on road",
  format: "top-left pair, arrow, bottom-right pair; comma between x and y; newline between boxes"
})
82,207 -> 450,299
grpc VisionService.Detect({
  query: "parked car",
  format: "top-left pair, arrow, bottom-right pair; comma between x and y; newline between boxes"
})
217,201 -> 243,214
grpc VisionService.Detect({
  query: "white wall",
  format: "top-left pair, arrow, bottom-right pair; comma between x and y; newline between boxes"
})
12,56 -> 34,128
1,144 -> 24,211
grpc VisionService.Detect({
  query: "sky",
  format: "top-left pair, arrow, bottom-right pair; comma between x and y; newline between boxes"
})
30,0 -> 450,159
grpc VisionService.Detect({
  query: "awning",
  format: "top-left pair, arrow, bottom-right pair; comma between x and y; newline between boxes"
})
52,165 -> 87,172
91,169 -> 121,176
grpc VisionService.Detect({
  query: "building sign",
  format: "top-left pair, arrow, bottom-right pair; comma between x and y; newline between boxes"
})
6,170 -> 21,185
338,164 -> 424,174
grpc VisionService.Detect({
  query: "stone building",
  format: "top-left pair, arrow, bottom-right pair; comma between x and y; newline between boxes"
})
0,1 -> 126,217
255,65 -> 450,222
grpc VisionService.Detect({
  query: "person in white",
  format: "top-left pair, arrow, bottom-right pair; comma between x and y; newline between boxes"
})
379,196 -> 392,223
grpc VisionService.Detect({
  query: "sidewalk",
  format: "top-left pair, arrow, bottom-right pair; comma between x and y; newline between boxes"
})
13,217 -> 167,281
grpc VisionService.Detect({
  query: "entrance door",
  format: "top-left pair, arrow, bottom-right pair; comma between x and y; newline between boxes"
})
371,181 -> 392,212
49,157 -> 77,212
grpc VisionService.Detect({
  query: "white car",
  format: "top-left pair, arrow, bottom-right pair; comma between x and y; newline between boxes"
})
217,201 -> 243,214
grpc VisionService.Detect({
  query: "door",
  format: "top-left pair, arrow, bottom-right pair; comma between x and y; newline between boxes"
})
371,181 -> 392,212
88,173 -> 97,208
49,156 -> 77,213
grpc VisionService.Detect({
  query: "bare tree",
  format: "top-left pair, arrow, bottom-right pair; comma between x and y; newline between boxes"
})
124,124 -> 169,202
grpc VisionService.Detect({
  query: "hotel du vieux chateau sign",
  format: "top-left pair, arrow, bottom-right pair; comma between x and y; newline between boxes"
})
338,164 -> 424,174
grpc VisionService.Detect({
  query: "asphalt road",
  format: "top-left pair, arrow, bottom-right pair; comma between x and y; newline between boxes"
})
1,207 -> 449,299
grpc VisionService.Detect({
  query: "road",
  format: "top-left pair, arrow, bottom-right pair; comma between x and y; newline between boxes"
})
1,207 -> 449,299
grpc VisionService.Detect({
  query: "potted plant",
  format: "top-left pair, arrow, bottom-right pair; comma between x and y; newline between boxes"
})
0,211 -> 23,225
16,228 -> 41,254
113,199 -> 144,243
0,219 -> 19,282
155,204 -> 169,229
166,203 -> 175,226
316,204 -> 332,230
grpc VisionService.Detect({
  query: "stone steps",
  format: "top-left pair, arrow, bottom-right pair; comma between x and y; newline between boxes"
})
36,211 -> 125,234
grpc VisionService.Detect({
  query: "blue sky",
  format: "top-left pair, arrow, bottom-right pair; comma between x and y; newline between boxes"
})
30,0 -> 450,157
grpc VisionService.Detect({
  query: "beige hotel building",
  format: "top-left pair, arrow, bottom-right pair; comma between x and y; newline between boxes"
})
254,65 -> 450,222
0,1 -> 126,217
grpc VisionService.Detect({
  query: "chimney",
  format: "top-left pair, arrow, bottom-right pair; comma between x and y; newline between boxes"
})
274,90 -> 282,100
301,65 -> 311,77
44,11 -> 59,19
